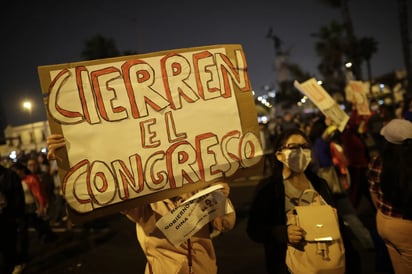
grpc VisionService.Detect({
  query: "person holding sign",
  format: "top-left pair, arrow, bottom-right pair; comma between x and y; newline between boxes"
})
47,134 -> 236,274
246,128 -> 360,274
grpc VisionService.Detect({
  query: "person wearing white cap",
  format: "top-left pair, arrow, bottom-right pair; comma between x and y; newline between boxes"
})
367,118 -> 412,274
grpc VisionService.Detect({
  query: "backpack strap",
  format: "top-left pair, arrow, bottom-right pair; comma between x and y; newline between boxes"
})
297,188 -> 327,206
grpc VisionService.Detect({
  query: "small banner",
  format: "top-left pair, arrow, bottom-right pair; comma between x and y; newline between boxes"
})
37,44 -> 263,223
294,78 -> 349,132
156,184 -> 233,246
345,80 -> 371,116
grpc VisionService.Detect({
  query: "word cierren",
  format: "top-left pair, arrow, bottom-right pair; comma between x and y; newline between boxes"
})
48,49 -> 250,125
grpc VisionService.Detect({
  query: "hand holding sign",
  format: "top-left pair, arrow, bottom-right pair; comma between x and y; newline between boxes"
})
38,44 -> 263,223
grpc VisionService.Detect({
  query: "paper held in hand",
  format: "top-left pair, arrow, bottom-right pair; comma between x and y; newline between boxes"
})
156,184 -> 234,246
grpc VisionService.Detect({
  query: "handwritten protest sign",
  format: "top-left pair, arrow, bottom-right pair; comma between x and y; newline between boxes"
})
38,44 -> 263,222
345,80 -> 371,115
294,78 -> 349,132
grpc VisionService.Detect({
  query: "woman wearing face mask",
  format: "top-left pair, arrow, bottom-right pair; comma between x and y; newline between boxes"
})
246,128 -> 360,274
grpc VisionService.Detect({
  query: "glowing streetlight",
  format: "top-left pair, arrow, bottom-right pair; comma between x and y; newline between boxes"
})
344,62 -> 354,81
23,101 -> 32,113
345,62 -> 352,68
22,100 -> 34,145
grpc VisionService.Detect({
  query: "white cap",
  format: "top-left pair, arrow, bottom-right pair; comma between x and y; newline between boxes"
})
380,119 -> 412,144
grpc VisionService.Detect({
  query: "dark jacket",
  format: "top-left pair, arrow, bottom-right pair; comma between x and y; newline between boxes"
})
0,166 -> 25,223
0,166 -> 25,273
246,170 -> 358,274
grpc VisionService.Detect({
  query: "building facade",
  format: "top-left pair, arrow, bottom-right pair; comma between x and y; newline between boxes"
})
0,120 -> 50,158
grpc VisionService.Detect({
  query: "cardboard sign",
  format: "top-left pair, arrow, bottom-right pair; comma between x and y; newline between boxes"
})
38,44 -> 263,223
345,81 -> 371,116
294,78 -> 349,132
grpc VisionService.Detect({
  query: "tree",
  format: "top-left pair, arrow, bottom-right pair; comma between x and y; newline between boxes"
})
312,21 -> 346,94
81,34 -> 121,60
357,37 -> 379,87
81,34 -> 139,61
318,0 -> 362,79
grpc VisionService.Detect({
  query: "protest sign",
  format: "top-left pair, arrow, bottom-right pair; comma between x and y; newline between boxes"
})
156,184 -> 233,246
294,78 -> 349,132
345,80 -> 371,115
38,44 -> 263,223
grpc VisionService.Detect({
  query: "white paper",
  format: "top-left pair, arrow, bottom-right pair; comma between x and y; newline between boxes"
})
155,186 -> 233,246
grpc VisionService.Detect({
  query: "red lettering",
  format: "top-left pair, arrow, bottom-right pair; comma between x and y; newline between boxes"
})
122,59 -> 169,118
140,118 -> 160,148
192,51 -> 220,100
166,141 -> 200,188
91,67 -> 128,122
161,53 -> 199,110
216,50 -> 251,97
165,111 -> 186,142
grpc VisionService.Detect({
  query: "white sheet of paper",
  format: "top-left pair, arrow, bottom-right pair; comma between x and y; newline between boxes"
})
155,187 -> 233,246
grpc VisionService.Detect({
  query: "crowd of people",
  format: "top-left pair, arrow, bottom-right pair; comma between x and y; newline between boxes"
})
0,151 -> 67,274
1,96 -> 412,274
253,97 -> 412,274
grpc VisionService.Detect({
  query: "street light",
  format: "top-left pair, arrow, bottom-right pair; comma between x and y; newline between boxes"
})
22,100 -> 35,146
344,62 -> 353,68
344,61 -> 354,82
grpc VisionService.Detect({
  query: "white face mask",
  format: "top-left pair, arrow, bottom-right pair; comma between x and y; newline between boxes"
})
281,148 -> 311,173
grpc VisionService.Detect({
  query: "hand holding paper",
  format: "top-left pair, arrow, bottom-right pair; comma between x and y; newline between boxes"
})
156,184 -> 235,246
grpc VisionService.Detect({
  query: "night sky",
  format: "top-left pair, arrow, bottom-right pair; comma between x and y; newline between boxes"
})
1,0 -> 410,127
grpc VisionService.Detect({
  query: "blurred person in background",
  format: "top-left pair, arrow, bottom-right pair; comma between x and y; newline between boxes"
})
267,115 -> 283,145
259,121 -> 275,177
281,111 -> 299,132
402,97 -> 412,122
0,165 -> 25,274
36,153 -> 50,174
309,115 -> 374,250
365,100 -> 385,153
27,157 -> 56,221
48,159 -> 68,227
341,108 -> 373,209
11,162 -> 57,274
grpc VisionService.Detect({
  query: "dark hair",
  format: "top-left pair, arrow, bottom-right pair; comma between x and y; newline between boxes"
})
308,116 -> 326,143
11,162 -> 31,175
273,128 -> 311,152
380,139 -> 412,218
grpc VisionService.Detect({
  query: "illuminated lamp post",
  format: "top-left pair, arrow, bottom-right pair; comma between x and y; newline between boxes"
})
344,61 -> 354,82
23,100 -> 35,148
